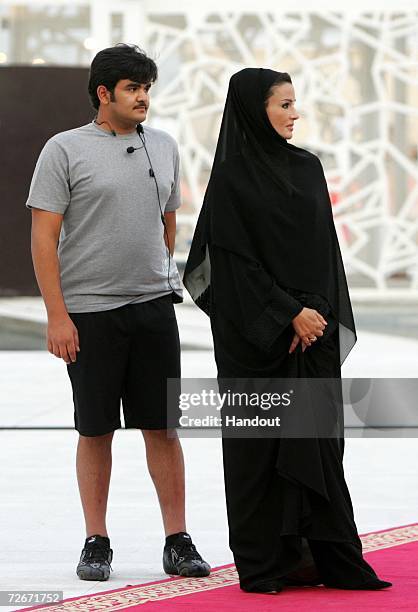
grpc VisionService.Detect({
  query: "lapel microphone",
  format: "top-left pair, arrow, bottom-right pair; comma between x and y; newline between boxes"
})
126,124 -> 154,175
126,122 -> 144,154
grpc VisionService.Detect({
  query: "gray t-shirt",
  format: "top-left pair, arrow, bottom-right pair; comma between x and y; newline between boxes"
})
26,121 -> 183,312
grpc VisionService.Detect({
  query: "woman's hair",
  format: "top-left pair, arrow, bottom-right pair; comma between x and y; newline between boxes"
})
264,72 -> 292,105
88,43 -> 158,110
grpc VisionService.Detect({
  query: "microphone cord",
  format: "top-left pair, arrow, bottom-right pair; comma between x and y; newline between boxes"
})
94,117 -> 176,296
137,125 -> 175,295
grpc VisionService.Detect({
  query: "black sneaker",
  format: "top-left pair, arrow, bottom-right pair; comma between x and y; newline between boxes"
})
76,534 -> 113,581
163,532 -> 210,577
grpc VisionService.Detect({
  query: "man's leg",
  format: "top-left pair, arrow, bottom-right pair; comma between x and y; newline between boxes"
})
67,308 -> 129,581
142,427 -> 210,577
76,431 -> 114,537
141,428 -> 185,536
123,297 -> 210,576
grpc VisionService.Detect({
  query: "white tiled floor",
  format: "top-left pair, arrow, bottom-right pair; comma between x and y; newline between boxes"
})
0,301 -> 418,607
1,432 -> 418,605
0,431 -> 229,603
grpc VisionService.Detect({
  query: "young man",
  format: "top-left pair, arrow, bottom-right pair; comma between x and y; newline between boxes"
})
26,43 -> 210,582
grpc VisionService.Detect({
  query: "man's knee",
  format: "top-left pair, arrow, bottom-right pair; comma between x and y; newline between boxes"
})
141,428 -> 178,444
78,431 -> 114,445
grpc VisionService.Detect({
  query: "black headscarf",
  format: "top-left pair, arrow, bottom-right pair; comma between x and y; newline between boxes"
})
183,67 -> 356,365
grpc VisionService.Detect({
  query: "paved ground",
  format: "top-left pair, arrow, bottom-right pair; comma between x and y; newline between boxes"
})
0,297 -> 417,608
1,431 -> 417,607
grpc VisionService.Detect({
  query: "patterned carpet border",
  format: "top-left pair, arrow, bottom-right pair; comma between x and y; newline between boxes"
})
23,523 -> 418,611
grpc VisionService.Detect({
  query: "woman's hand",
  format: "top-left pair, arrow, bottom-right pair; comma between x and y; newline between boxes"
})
289,307 -> 327,353
288,333 -> 312,353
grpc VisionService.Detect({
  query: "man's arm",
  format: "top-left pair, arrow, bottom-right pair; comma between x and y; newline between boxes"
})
163,211 -> 176,255
31,209 -> 79,364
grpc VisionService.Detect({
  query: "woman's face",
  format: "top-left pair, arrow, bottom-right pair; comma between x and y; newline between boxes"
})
265,82 -> 300,139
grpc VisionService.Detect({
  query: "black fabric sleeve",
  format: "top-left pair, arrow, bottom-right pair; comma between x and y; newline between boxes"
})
209,244 -> 303,352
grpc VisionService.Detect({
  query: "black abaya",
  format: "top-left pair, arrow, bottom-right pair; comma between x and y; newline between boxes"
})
183,68 -> 391,591
212,269 -> 381,590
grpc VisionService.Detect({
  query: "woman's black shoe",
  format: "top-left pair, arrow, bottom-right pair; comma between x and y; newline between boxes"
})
346,579 -> 392,590
241,579 -> 284,593
326,578 -> 392,590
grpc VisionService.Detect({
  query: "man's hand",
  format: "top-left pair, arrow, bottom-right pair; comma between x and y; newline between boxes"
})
289,307 -> 328,353
47,314 -> 80,364
163,211 -> 176,255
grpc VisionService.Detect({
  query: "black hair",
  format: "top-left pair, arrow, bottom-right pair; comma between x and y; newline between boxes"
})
264,72 -> 292,105
88,43 -> 158,110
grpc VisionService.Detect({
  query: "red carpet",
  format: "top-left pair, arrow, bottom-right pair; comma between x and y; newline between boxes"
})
22,523 -> 418,611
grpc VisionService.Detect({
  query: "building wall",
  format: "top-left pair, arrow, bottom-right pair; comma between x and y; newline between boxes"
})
0,66 -> 92,295
1,2 -> 417,295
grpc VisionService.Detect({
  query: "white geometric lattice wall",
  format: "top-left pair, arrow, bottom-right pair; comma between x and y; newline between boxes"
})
146,11 -> 418,292
2,3 -> 417,293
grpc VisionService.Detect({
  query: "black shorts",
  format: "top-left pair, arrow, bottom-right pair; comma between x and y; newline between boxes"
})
67,294 -> 181,436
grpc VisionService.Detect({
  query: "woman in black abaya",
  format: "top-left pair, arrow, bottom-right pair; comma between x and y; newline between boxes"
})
183,68 -> 392,594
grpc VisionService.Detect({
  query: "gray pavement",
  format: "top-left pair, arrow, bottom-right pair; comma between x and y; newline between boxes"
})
0,297 -> 417,605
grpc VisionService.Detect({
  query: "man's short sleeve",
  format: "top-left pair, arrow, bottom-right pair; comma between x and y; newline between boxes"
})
25,138 -> 70,214
164,144 -> 181,212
